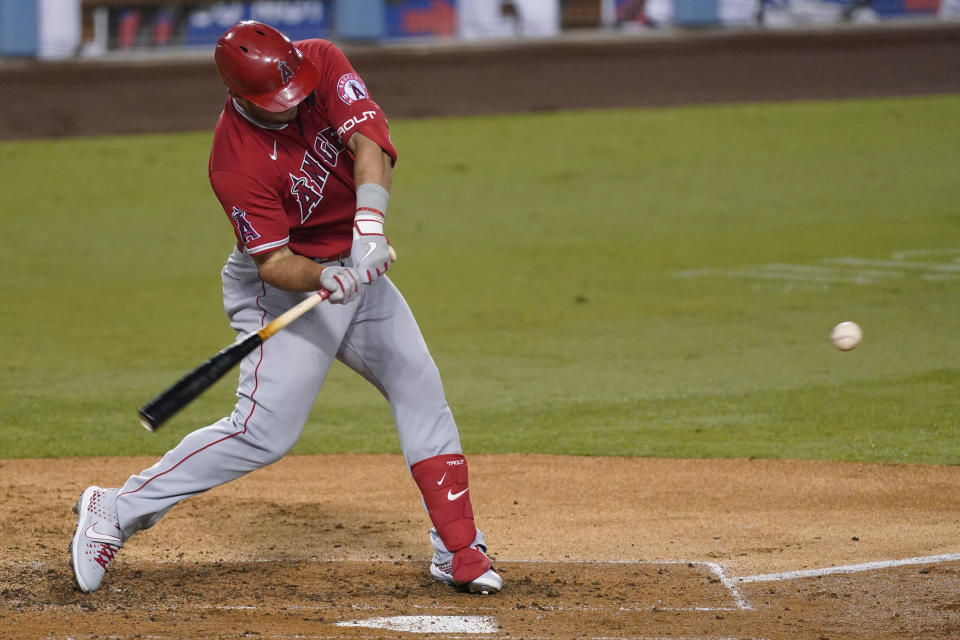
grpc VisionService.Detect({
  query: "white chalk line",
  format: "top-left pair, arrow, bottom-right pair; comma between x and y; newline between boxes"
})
674,267 -> 888,286
734,552 -> 960,584
825,257 -> 960,272
4,558 -> 748,614
184,553 -> 960,612
95,636 -> 766,640
704,562 -> 752,611
337,614 -> 499,634
13,553 -> 960,635
44,636 -> 740,640
892,248 -> 960,260
673,249 -> 960,287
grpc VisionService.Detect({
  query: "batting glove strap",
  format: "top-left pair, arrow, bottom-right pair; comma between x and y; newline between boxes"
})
354,183 -> 389,234
354,210 -> 385,236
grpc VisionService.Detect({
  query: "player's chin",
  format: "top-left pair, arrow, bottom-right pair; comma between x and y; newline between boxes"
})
271,105 -> 298,123
258,103 -> 298,123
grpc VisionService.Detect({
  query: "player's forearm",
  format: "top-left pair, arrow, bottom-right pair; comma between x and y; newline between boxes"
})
349,132 -> 393,192
253,247 -> 324,292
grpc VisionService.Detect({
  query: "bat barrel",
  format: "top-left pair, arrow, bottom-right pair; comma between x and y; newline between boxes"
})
137,246 -> 397,432
137,333 -> 263,431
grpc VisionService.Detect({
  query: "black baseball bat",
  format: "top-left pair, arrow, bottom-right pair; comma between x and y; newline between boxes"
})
137,245 -> 396,432
137,246 -> 397,431
137,289 -> 331,431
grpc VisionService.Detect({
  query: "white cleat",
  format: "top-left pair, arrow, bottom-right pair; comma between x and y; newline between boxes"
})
69,486 -> 124,593
431,561 -> 503,594
429,547 -> 503,595
427,527 -> 502,594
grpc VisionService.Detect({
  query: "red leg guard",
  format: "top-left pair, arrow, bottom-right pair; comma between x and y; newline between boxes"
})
411,453 -> 477,553
453,547 -> 492,584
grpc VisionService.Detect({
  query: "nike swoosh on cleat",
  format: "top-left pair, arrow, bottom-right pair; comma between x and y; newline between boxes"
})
358,241 -> 377,265
447,488 -> 469,501
84,524 -> 123,545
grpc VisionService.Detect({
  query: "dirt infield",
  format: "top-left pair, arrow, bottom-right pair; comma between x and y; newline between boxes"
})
2,455 -> 960,638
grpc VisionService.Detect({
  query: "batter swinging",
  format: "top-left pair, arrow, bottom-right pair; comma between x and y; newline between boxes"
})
69,20 -> 502,596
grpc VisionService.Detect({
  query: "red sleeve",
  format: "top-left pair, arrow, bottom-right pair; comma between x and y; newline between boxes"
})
296,39 -> 398,165
209,170 -> 290,255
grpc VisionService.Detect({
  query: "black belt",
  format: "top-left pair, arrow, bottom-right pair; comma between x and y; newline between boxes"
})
311,249 -> 351,263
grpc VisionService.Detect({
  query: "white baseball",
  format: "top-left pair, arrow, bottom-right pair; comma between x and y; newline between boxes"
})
830,321 -> 862,351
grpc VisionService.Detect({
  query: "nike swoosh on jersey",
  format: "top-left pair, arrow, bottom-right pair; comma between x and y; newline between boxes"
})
84,523 -> 123,545
269,139 -> 278,161
447,488 -> 469,501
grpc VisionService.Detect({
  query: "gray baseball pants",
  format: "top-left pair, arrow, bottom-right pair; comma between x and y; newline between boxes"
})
115,248 -> 462,540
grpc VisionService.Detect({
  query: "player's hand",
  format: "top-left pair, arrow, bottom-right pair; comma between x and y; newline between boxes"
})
351,210 -> 393,284
319,266 -> 361,304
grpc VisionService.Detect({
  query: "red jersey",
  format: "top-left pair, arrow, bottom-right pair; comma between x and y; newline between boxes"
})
209,39 -> 397,259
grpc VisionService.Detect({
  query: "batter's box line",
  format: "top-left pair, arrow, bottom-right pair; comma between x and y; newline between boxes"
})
732,552 -> 960,584
493,558 -> 753,612
2,557 -> 754,614
705,561 -> 752,611
136,636 -> 770,640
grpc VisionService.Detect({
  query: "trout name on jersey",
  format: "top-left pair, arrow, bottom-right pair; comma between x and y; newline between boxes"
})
337,111 -> 378,141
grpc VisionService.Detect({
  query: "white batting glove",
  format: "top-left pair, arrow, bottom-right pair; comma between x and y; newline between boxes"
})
351,184 -> 393,284
351,217 -> 391,284
319,266 -> 361,304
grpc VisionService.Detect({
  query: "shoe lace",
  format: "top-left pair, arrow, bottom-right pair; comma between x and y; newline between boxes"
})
94,542 -> 120,570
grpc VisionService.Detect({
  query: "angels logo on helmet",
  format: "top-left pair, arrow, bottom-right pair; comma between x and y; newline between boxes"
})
214,21 -> 319,113
277,60 -> 295,84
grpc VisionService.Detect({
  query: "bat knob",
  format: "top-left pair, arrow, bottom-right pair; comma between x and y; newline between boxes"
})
138,412 -> 156,432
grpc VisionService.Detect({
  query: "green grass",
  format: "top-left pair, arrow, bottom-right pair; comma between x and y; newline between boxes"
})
1,95 -> 958,462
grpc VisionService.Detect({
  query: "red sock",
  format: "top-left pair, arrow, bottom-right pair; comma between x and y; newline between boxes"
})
411,453 -> 477,552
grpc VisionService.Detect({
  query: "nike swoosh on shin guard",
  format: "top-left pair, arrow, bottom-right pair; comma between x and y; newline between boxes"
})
411,454 -> 477,552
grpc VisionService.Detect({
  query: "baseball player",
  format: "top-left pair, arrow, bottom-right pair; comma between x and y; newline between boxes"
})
69,20 -> 501,596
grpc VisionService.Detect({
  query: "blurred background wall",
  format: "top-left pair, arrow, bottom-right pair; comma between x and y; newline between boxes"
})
1,0 -> 957,141
0,0 -> 957,60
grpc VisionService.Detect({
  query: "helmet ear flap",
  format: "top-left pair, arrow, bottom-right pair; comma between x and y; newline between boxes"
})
214,20 -> 319,113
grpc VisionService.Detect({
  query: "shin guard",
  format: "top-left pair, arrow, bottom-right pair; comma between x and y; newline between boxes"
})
411,454 -> 477,553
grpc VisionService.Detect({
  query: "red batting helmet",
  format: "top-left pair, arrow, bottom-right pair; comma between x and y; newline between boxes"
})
214,21 -> 319,113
